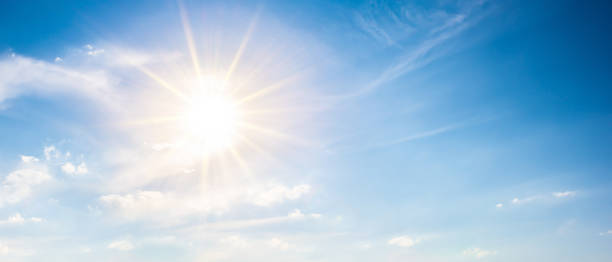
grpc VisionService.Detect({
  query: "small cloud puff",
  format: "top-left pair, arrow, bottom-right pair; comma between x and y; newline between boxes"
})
20,155 -> 39,163
84,44 -> 104,56
553,191 -> 576,198
267,238 -> 291,250
0,213 -> 44,225
388,236 -> 419,248
288,209 -> 304,219
495,203 -> 503,208
463,247 -> 497,259
249,184 -> 311,206
61,162 -> 88,175
108,240 -> 134,251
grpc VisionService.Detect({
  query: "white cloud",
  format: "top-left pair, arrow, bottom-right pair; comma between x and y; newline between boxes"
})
100,190 -> 169,217
495,203 -> 503,208
108,240 -> 134,251
0,54 -> 117,108
0,213 -> 25,225
76,163 -> 88,174
0,169 -> 52,207
310,213 -> 322,219
61,162 -> 75,174
0,243 -> 8,255
61,162 -> 88,175
599,230 -> 612,236
388,236 -> 419,248
511,196 -> 539,205
220,235 -> 249,248
288,209 -> 305,219
44,146 -> 58,160
267,238 -> 291,250
463,247 -> 497,259
249,184 -> 311,206
54,57 -> 63,63
553,191 -> 576,198
0,213 -> 43,225
20,155 -> 39,163
87,49 -> 105,56
345,0 -> 492,97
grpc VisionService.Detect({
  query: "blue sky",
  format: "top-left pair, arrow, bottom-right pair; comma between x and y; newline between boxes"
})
1,0 -> 612,261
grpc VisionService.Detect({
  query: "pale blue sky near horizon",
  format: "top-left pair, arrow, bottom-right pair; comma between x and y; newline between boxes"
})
0,0 -> 611,261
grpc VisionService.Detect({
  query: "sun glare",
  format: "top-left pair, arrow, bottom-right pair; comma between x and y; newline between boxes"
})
180,79 -> 241,153
127,5 -> 306,178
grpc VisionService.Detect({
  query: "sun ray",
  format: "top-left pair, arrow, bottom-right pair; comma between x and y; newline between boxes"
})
229,147 -> 251,176
229,44 -> 290,93
237,121 -> 312,147
224,9 -> 260,83
177,0 -> 203,81
119,116 -> 180,127
200,150 -> 210,190
234,71 -> 306,106
138,66 -> 190,101
236,133 -> 286,166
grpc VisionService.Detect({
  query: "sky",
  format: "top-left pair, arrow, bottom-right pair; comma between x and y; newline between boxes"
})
0,0 -> 611,261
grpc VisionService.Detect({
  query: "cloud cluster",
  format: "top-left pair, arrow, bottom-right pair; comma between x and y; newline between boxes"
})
0,169 -> 51,207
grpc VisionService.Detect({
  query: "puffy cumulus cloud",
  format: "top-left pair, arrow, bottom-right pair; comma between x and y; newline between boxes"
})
99,191 -> 175,219
553,191 -> 576,198
0,168 -> 52,207
463,247 -> 497,259
108,240 -> 135,251
61,162 -> 88,175
99,189 -> 237,224
98,181 -> 314,225
61,162 -> 76,174
248,184 -> 311,206
495,203 -> 503,208
388,236 -> 420,248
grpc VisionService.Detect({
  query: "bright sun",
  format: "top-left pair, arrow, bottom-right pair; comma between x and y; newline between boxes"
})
181,92 -> 241,153
127,5 -> 306,177
179,76 -> 242,153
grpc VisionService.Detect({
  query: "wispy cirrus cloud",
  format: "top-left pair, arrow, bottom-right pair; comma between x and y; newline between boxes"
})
0,52 -> 118,108
347,0 -> 494,97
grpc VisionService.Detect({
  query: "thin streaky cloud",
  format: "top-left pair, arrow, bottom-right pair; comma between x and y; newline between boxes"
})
339,1 -> 492,98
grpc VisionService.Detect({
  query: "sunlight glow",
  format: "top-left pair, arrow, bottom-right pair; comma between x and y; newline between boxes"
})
181,90 -> 241,153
